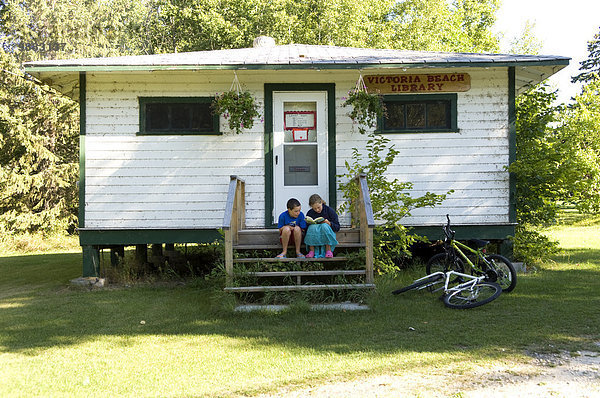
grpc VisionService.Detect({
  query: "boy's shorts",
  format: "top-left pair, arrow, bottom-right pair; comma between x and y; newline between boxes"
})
279,226 -> 306,244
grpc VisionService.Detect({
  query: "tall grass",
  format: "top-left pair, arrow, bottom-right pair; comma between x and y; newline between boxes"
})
0,232 -> 80,256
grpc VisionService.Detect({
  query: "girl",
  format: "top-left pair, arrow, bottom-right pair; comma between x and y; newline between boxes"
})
304,194 -> 340,258
276,198 -> 307,258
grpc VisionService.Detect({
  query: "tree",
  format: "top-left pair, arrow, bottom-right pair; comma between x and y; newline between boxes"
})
511,85 -> 564,226
0,0 -> 503,236
0,0 -> 150,234
572,26 -> 600,83
144,0 -> 500,53
558,80 -> 600,213
0,50 -> 79,234
510,82 -> 600,263
0,0 -> 149,62
389,0 -> 500,52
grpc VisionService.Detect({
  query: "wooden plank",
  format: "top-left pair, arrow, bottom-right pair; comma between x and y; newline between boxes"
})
233,243 -> 365,250
233,257 -> 350,263
236,228 -> 360,245
243,270 -> 365,276
365,227 -> 374,284
225,229 -> 233,286
223,283 -> 376,293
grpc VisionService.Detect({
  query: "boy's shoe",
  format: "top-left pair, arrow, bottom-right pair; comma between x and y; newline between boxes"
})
296,253 -> 306,258
276,253 -> 286,259
305,251 -> 315,258
325,250 -> 334,258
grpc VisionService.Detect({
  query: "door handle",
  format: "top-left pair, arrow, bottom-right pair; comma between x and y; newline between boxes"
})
275,155 -> 278,165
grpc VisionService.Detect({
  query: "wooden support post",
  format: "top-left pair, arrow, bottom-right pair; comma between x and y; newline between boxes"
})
110,246 -> 122,266
238,180 -> 246,231
500,239 -> 514,260
356,174 -> 375,285
223,175 -> 246,288
151,244 -> 163,257
135,244 -> 148,264
365,227 -> 374,284
82,245 -> 100,277
224,229 -> 233,286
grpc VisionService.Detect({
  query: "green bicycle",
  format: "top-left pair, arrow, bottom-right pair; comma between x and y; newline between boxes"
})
426,215 -> 517,292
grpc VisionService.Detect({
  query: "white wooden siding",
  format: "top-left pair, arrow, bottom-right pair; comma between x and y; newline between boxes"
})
84,68 -> 510,229
333,68 -> 510,226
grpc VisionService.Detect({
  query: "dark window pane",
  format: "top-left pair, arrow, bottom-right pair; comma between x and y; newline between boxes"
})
146,103 -> 169,131
144,100 -> 215,133
193,103 -> 213,132
406,103 -> 426,128
427,102 -> 449,128
171,104 -> 192,130
384,102 -> 405,130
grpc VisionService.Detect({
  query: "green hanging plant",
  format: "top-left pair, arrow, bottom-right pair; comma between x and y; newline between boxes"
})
342,74 -> 385,134
212,73 -> 260,134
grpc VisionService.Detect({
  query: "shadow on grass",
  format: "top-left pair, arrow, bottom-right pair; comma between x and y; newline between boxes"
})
0,252 -> 599,358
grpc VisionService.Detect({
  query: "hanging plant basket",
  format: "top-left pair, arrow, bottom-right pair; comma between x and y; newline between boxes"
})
212,73 -> 260,134
342,73 -> 385,134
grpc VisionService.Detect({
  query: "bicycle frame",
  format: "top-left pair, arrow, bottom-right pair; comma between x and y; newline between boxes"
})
442,215 -> 492,275
449,239 -> 488,272
412,270 -> 486,295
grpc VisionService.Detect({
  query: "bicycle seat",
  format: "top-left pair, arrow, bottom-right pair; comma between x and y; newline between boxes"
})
468,239 -> 489,248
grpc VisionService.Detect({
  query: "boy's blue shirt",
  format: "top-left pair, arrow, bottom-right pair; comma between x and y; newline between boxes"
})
278,211 -> 307,229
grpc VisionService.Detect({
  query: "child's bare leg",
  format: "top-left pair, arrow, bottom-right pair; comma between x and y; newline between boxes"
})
325,245 -> 331,251
293,226 -> 303,255
279,226 -> 291,256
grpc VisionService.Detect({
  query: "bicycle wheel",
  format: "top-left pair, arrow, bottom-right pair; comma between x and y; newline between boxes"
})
485,254 -> 517,293
426,253 -> 464,283
392,274 -> 444,295
443,282 -> 501,309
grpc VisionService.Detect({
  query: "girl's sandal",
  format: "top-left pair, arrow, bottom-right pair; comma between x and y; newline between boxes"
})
296,253 -> 306,258
325,250 -> 334,258
275,253 -> 286,259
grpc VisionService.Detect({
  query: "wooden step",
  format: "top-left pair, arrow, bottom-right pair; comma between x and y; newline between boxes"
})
224,283 -> 376,293
234,256 -> 349,263
236,228 -> 361,246
233,243 -> 364,250
244,270 -> 366,277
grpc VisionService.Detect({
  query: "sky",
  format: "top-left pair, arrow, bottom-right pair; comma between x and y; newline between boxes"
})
494,0 -> 600,103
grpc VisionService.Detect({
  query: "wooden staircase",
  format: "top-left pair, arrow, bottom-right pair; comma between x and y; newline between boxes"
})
222,175 -> 375,296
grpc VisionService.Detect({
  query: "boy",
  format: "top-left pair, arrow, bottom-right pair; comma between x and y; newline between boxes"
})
277,198 -> 306,258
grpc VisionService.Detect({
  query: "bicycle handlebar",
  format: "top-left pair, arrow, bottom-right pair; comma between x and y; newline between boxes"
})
443,214 -> 455,239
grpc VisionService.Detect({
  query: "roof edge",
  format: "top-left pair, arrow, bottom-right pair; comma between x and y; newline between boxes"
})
25,59 -> 570,73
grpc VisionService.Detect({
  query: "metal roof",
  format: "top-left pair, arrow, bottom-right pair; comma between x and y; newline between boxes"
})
24,44 -> 569,70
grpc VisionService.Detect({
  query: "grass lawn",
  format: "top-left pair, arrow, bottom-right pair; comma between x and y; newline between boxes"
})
1,225 -> 599,397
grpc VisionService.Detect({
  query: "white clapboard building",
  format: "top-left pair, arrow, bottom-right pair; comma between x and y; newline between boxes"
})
24,39 -> 568,276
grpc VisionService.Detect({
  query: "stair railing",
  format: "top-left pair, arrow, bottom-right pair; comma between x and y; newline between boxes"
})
223,175 -> 246,285
352,173 -> 375,283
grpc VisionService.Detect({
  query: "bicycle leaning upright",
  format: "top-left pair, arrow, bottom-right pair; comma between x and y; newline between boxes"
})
426,215 -> 517,292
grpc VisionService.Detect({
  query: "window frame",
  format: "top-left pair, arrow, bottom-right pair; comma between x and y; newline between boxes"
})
138,97 -> 220,136
379,93 -> 458,134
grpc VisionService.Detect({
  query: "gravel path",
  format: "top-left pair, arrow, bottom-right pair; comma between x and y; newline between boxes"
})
254,350 -> 600,397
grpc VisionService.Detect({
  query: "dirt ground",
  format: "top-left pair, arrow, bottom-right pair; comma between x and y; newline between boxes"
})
254,349 -> 600,397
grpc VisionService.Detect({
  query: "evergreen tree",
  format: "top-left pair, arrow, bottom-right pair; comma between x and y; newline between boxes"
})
0,50 -> 79,233
572,26 -> 600,83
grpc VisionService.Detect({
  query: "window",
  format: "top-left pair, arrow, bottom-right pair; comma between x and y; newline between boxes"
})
380,94 -> 457,133
139,97 -> 219,135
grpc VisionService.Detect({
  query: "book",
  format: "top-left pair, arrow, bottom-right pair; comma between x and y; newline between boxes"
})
306,216 -> 325,225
